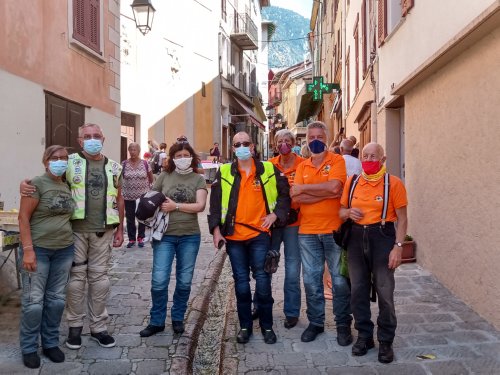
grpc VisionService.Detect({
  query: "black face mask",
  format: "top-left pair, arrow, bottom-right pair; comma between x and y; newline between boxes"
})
308,139 -> 326,154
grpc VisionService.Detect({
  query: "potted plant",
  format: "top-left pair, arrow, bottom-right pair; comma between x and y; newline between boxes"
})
401,234 -> 416,263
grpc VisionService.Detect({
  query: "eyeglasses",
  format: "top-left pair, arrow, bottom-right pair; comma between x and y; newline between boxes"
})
81,134 -> 103,141
233,141 -> 251,148
49,156 -> 69,161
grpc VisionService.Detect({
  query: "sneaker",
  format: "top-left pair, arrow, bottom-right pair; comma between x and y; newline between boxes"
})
126,241 -> 136,248
138,238 -> 145,248
22,352 -> 40,369
43,347 -> 65,363
139,324 -> 165,337
261,328 -> 277,344
300,324 -> 324,342
65,326 -> 83,350
378,341 -> 394,363
172,321 -> 185,334
236,328 -> 252,344
352,337 -> 375,356
90,331 -> 116,348
337,326 -> 353,346
284,316 -> 299,329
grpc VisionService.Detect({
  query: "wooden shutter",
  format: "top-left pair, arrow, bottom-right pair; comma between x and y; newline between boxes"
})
362,0 -> 367,73
378,0 -> 387,46
72,0 -> 100,54
401,0 -> 414,17
45,93 -> 84,151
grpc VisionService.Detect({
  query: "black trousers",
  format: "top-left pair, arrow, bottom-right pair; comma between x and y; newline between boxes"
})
347,222 -> 397,343
124,199 -> 145,241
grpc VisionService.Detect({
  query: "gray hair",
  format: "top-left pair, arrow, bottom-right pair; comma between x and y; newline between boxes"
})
340,139 -> 354,152
306,121 -> 327,133
42,145 -> 67,164
128,142 -> 140,151
78,123 -> 103,138
274,129 -> 296,145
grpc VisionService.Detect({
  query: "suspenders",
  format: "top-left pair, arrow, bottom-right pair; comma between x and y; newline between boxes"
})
348,173 -> 390,226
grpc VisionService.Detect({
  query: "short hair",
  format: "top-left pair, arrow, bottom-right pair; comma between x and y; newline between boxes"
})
301,144 -> 311,158
164,142 -> 201,174
274,129 -> 296,145
306,121 -> 327,133
159,143 -> 167,150
128,142 -> 140,151
42,145 -> 67,165
233,131 -> 251,142
78,123 -> 103,138
362,142 -> 385,158
340,139 -> 354,152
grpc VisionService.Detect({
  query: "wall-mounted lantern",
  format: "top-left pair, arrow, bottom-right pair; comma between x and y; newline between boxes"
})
131,0 -> 156,35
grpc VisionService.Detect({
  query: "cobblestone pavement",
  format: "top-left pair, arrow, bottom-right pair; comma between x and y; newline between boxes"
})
222,262 -> 500,374
0,206 -> 223,375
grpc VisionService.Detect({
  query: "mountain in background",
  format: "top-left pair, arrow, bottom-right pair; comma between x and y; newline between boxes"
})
262,7 -> 310,70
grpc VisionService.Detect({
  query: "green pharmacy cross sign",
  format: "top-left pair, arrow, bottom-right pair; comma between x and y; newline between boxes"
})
307,76 -> 340,101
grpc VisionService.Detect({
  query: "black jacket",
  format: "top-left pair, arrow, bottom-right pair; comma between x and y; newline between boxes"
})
207,158 -> 291,236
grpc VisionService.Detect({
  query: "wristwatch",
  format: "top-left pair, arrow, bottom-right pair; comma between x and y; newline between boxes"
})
395,242 -> 403,247
175,204 -> 179,212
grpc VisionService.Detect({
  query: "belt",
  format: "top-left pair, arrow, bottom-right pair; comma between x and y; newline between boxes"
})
352,221 -> 395,229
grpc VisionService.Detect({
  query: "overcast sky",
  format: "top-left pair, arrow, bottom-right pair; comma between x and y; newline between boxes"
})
270,0 -> 313,19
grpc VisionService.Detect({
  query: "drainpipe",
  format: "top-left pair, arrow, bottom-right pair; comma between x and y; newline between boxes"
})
341,0 -> 347,131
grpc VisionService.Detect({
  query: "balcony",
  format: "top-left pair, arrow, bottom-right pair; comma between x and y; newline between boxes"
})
231,12 -> 258,50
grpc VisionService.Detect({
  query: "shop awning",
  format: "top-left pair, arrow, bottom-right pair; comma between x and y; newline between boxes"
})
295,92 -> 322,124
233,97 -> 265,130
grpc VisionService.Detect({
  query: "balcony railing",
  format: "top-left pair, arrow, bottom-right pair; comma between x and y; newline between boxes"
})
230,12 -> 258,50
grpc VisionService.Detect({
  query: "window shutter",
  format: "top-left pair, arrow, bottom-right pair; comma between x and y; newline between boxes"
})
401,0 -> 414,17
73,0 -> 86,45
89,0 -> 100,53
378,0 -> 386,46
362,0 -> 367,73
72,0 -> 100,54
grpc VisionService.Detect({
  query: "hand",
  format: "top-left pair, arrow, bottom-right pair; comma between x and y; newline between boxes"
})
113,230 -> 124,248
348,208 -> 364,222
212,227 -> 226,250
160,199 -> 177,213
20,179 -> 36,197
23,250 -> 37,272
261,213 -> 277,229
388,246 -> 402,269
289,185 -> 302,198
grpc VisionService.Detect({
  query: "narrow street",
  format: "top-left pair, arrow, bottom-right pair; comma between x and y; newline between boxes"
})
0,196 -> 499,374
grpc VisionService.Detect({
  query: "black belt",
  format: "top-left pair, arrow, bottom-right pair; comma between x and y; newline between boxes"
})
352,221 -> 394,229
72,260 -> 88,267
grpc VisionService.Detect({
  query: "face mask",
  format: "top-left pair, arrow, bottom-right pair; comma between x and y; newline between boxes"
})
308,139 -> 326,154
362,160 -> 382,175
278,143 -> 292,155
173,157 -> 193,170
48,160 -> 68,176
83,139 -> 103,155
235,146 -> 252,160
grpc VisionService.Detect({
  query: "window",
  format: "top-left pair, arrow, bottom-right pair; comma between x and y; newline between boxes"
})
353,15 -> 359,94
378,0 -> 413,45
358,105 -> 371,151
362,0 -> 368,74
72,0 -> 101,54
346,47 -> 350,110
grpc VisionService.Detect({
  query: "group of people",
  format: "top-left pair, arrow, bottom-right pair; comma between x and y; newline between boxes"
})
16,120 -> 407,369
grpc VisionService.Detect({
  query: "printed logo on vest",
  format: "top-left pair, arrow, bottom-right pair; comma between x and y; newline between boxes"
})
73,159 -> 82,166
73,176 -> 82,184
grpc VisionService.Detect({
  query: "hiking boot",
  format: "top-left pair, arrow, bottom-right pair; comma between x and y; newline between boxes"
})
337,326 -> 353,346
300,324 -> 324,342
284,316 -> 299,329
261,328 -> 277,344
236,328 -> 252,344
352,337 -> 375,356
22,352 -> 40,369
90,331 -> 116,348
43,347 -> 65,363
126,241 -> 136,248
138,238 -> 145,248
139,324 -> 165,337
65,326 -> 83,350
172,321 -> 185,334
378,341 -> 394,363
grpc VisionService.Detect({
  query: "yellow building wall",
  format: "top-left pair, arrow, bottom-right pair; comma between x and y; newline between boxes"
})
404,27 -> 500,328
194,80 -> 216,157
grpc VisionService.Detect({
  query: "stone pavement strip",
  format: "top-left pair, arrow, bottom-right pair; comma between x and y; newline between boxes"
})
221,262 -> 500,374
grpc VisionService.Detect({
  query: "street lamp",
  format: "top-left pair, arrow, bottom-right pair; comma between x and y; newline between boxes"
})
131,0 -> 156,35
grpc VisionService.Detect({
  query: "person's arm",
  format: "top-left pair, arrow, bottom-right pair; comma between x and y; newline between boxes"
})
113,186 -> 125,247
388,206 -> 408,269
291,180 -> 343,199
20,179 -> 36,197
18,196 -> 39,271
261,165 -> 290,229
161,188 -> 208,213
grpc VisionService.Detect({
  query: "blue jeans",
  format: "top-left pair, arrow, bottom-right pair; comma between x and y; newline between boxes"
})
298,234 -> 352,327
226,233 -> 274,330
271,226 -> 301,318
150,234 -> 200,325
19,245 -> 74,354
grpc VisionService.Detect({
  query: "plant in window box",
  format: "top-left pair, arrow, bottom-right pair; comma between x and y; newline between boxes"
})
401,234 -> 416,263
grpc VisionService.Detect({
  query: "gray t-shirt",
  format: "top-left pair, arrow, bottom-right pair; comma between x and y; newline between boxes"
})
153,171 -> 207,236
71,158 -> 107,232
30,173 -> 75,249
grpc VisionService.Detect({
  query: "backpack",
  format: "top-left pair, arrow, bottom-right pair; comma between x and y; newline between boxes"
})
151,151 -> 162,174
136,191 -> 167,222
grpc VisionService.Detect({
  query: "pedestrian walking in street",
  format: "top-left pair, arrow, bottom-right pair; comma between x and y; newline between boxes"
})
268,129 -> 305,329
17,145 -> 75,369
21,123 -> 125,350
139,142 -> 208,337
291,121 -> 353,345
208,132 -> 290,345
339,142 -> 408,364
122,142 -> 153,248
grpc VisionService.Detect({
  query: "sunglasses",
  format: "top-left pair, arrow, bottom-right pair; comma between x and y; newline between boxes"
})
233,141 -> 251,148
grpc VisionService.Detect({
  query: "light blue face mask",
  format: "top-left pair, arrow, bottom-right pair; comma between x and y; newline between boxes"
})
48,160 -> 68,176
83,139 -> 103,155
235,146 -> 252,160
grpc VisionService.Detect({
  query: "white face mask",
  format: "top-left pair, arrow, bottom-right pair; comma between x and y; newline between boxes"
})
173,157 -> 193,170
